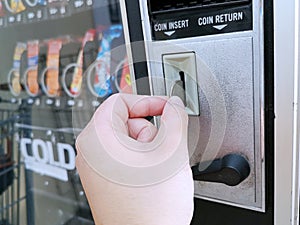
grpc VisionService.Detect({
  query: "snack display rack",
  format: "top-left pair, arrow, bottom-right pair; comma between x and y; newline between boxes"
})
0,100 -> 26,225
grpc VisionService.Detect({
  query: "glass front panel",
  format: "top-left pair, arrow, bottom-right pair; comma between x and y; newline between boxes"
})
0,1 -> 131,224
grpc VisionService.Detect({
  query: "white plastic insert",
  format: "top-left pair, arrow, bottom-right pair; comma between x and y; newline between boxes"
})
162,52 -> 200,116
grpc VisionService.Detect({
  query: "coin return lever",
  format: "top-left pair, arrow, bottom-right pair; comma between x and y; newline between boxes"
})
192,154 -> 251,186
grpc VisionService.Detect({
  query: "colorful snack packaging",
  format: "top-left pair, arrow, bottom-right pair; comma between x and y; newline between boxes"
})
7,0 -> 26,13
46,39 -> 62,96
38,0 -> 46,5
119,58 -> 132,94
70,29 -> 96,96
0,1 -> 5,17
10,42 -> 26,96
26,40 -> 39,95
93,24 -> 123,97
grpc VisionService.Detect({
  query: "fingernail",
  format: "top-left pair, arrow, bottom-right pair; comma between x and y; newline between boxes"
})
168,96 -> 185,108
137,126 -> 155,143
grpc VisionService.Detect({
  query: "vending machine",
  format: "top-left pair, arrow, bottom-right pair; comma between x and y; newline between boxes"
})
0,0 -> 300,225
120,0 -> 300,225
0,1 -> 132,224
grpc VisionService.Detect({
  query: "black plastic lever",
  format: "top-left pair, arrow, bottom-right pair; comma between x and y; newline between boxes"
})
191,154 -> 250,186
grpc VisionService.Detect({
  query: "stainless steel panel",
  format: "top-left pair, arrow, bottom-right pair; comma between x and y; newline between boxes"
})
147,37 -> 263,210
139,0 -> 265,211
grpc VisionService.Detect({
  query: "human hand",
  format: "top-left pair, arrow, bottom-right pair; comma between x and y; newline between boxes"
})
75,93 -> 194,225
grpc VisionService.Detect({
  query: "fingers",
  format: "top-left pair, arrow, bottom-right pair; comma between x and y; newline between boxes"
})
99,93 -> 167,117
127,118 -> 158,142
120,94 -> 168,118
94,94 -> 168,136
159,96 -> 188,137
76,94 -> 190,186
93,94 -> 187,144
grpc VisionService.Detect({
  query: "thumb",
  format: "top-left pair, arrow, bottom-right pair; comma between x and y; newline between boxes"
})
127,118 -> 158,142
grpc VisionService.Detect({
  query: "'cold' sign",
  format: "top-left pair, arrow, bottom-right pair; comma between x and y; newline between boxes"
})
20,138 -> 76,182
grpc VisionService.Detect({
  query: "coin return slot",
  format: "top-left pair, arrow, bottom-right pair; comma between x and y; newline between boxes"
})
163,52 -> 199,116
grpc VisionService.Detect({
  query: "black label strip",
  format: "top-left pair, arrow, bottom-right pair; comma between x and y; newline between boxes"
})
150,5 -> 252,40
